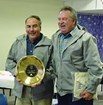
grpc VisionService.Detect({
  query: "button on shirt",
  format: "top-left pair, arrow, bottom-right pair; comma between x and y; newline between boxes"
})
26,35 -> 42,55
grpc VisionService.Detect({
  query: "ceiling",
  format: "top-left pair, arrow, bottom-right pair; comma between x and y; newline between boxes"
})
63,0 -> 103,14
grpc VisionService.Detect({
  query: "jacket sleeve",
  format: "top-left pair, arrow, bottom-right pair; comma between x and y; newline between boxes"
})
5,41 -> 17,76
83,33 -> 103,94
42,44 -> 56,83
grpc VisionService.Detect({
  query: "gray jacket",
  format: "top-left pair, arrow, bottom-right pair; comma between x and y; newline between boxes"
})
5,34 -> 54,101
52,25 -> 103,96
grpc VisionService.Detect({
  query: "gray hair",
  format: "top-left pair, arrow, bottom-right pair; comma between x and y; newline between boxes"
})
25,15 -> 42,26
60,6 -> 77,24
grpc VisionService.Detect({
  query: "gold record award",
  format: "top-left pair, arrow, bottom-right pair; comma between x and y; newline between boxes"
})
16,55 -> 45,86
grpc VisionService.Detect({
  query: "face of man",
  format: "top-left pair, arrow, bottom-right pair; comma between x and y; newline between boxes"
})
25,18 -> 41,42
58,10 -> 76,34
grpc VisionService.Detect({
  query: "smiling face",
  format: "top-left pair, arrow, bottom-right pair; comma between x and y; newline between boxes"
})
58,10 -> 76,34
25,17 -> 41,42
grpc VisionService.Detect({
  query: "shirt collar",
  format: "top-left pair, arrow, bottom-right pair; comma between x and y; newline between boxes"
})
26,34 -> 42,45
70,26 -> 78,37
59,26 -> 78,38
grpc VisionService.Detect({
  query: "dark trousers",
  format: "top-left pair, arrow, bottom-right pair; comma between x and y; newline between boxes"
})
100,78 -> 103,84
57,93 -> 93,105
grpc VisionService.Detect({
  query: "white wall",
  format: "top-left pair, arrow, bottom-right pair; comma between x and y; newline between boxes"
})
0,0 -> 63,70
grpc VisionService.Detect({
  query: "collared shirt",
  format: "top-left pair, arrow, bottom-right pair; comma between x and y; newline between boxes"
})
59,26 -> 79,55
59,33 -> 72,55
26,34 -> 42,55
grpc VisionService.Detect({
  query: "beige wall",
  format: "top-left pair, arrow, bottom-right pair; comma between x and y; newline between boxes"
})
0,0 -> 63,70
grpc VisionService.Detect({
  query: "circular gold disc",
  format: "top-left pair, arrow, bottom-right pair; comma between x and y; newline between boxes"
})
16,55 -> 45,86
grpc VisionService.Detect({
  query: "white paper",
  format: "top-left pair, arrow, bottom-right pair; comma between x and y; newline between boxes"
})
0,71 -> 14,89
73,72 -> 97,100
